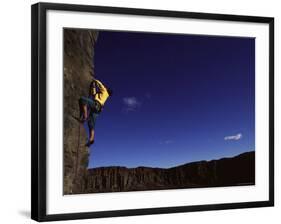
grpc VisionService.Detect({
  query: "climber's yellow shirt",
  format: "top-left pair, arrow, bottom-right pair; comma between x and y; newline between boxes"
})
93,79 -> 109,106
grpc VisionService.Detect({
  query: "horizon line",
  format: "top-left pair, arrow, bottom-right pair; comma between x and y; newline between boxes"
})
88,150 -> 255,170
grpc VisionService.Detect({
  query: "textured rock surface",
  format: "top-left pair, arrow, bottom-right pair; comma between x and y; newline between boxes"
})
84,151 -> 255,193
63,29 -> 98,194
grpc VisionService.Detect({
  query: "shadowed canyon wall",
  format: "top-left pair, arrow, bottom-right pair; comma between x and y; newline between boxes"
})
84,151 -> 255,193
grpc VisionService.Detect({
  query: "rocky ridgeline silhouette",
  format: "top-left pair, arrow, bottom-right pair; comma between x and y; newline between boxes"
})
81,151 -> 255,194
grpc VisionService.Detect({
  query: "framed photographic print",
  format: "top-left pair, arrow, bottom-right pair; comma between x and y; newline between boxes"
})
31,2 -> 274,222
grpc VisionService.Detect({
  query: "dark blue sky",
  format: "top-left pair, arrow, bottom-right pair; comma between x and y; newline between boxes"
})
87,30 -> 255,169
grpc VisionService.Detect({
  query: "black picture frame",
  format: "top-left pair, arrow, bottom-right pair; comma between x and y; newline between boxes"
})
31,2 -> 274,222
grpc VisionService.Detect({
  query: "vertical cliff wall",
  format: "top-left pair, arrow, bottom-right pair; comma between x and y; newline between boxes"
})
63,29 -> 98,194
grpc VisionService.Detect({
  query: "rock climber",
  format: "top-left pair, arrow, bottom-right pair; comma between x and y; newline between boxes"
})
79,78 -> 112,147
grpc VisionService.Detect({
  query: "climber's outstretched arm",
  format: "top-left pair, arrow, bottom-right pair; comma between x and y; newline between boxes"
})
94,79 -> 107,92
94,79 -> 106,90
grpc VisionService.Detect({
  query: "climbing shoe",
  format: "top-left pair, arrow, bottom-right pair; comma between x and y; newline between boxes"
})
85,140 -> 94,147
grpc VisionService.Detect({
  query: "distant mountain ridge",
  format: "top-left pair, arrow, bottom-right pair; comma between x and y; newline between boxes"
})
80,151 -> 255,194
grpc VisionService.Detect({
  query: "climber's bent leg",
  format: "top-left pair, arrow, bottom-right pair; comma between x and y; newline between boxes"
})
79,96 -> 94,120
80,104 -> 87,121
86,112 -> 98,146
89,129 -> 95,142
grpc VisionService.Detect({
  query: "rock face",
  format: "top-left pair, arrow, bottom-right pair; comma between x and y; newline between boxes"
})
84,151 -> 255,193
63,29 -> 98,194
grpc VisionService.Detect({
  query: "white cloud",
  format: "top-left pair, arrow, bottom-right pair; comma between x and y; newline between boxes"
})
224,133 -> 242,141
122,97 -> 141,112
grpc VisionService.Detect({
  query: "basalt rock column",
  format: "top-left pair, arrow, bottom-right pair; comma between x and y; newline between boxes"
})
63,29 -> 98,194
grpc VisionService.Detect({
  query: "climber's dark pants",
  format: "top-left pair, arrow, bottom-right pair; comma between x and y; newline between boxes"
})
79,96 -> 102,130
